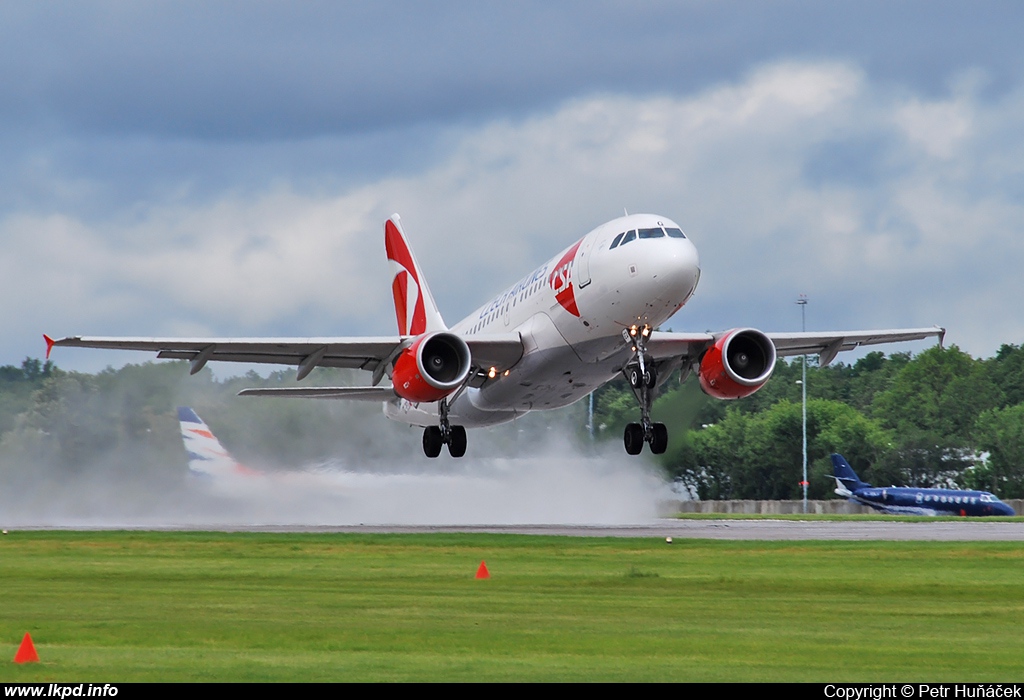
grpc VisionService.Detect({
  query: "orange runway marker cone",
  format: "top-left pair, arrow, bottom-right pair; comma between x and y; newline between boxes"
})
14,633 -> 39,663
475,561 -> 490,579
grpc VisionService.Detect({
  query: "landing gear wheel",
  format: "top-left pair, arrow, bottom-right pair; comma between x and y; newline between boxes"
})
423,426 -> 443,458
448,425 -> 467,458
621,323 -> 668,456
643,367 -> 657,388
650,422 -> 669,455
629,368 -> 641,388
624,423 -> 645,455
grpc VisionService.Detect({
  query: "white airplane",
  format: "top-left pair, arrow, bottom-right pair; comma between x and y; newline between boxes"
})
46,213 -> 943,458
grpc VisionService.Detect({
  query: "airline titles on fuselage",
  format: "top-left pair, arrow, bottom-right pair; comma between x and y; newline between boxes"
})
468,261 -> 551,334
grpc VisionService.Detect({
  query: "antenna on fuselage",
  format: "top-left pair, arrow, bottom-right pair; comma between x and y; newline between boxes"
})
623,207 -> 629,216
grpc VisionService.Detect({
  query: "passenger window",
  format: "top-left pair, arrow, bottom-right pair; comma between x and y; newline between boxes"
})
621,230 -> 636,245
665,227 -> 686,238
609,232 -> 625,249
638,227 -> 664,239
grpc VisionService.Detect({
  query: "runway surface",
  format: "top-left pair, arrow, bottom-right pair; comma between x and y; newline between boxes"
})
16,520 -> 1024,540
228,520 -> 1024,540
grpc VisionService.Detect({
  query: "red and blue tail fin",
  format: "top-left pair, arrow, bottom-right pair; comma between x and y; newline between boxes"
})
384,214 -> 447,336
178,407 -> 255,479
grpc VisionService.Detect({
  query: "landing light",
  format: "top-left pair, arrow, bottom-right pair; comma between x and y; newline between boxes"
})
488,367 -> 497,379
503,370 -> 510,377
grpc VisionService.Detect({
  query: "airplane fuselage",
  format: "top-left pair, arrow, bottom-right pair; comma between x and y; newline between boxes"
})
385,214 -> 701,427
846,486 -> 1015,517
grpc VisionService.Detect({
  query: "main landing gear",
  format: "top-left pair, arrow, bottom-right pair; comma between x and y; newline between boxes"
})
422,398 -> 467,458
621,324 -> 669,455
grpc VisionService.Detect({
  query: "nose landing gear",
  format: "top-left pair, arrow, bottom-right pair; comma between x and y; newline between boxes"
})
621,324 -> 669,455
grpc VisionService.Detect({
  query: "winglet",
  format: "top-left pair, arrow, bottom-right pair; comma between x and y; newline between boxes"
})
43,334 -> 55,360
384,214 -> 447,336
937,326 -> 946,349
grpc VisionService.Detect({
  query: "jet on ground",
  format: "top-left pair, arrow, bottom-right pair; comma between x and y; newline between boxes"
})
831,453 -> 1015,516
48,213 -> 943,458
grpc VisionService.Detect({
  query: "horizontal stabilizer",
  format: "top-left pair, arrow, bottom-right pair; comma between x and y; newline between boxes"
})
238,386 -> 395,401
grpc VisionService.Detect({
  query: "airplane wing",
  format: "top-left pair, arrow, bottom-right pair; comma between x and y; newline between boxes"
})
646,331 -> 715,361
237,386 -> 395,400
45,333 -> 525,381
647,326 -> 944,367
765,327 -> 945,366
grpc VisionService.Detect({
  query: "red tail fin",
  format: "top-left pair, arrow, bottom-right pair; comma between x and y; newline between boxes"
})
385,215 -> 446,335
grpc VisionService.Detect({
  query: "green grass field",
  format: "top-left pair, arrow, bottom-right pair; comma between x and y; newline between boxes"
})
2,531 -> 1023,682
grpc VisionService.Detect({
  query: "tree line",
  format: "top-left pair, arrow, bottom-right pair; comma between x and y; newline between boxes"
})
1,344 -> 1023,500
590,344 -> 1024,500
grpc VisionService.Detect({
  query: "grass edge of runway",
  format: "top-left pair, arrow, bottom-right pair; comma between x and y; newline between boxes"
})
3,531 -> 1023,682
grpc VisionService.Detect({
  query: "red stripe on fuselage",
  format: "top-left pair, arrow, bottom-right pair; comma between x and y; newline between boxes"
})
548,240 -> 582,317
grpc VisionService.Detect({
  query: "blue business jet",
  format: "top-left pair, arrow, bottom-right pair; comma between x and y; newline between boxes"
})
831,454 -> 1015,516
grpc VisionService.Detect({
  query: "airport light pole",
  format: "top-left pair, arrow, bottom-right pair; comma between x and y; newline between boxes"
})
797,294 -> 808,514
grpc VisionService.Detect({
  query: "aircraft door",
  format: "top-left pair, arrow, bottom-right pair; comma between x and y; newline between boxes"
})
576,235 -> 594,289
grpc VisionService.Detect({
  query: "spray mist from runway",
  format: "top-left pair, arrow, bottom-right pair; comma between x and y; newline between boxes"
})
0,436 -> 673,528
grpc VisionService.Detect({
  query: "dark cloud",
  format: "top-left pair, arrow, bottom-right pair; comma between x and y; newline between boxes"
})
2,0 -> 1020,219
1,1 -> 1021,141
4,3 -> 1024,369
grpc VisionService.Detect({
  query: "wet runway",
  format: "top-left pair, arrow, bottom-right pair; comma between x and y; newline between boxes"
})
244,520 -> 1024,540
24,519 -> 1024,540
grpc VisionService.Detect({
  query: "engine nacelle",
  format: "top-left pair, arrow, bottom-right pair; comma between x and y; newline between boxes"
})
391,331 -> 472,403
698,328 -> 776,400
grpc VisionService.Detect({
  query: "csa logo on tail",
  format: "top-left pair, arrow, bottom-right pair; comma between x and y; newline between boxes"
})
548,240 -> 582,317
384,215 -> 447,336
385,218 -> 428,335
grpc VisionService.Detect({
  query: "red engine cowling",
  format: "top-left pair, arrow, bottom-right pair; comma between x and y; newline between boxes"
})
698,328 -> 777,399
391,331 -> 472,403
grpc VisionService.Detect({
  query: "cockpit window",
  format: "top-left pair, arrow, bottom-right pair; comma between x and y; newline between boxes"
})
609,232 -> 625,249
665,227 -> 686,238
638,227 -> 664,239
621,230 -> 636,245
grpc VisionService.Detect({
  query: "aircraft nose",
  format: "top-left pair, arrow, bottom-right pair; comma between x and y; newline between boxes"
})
652,238 -> 700,299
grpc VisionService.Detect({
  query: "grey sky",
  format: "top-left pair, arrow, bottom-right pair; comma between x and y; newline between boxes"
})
3,1 -> 1023,372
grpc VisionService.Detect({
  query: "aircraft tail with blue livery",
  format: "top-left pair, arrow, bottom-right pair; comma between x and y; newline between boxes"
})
178,407 -> 257,479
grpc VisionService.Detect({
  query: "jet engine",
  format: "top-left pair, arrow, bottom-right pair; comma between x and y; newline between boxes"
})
698,328 -> 776,400
391,331 -> 472,403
